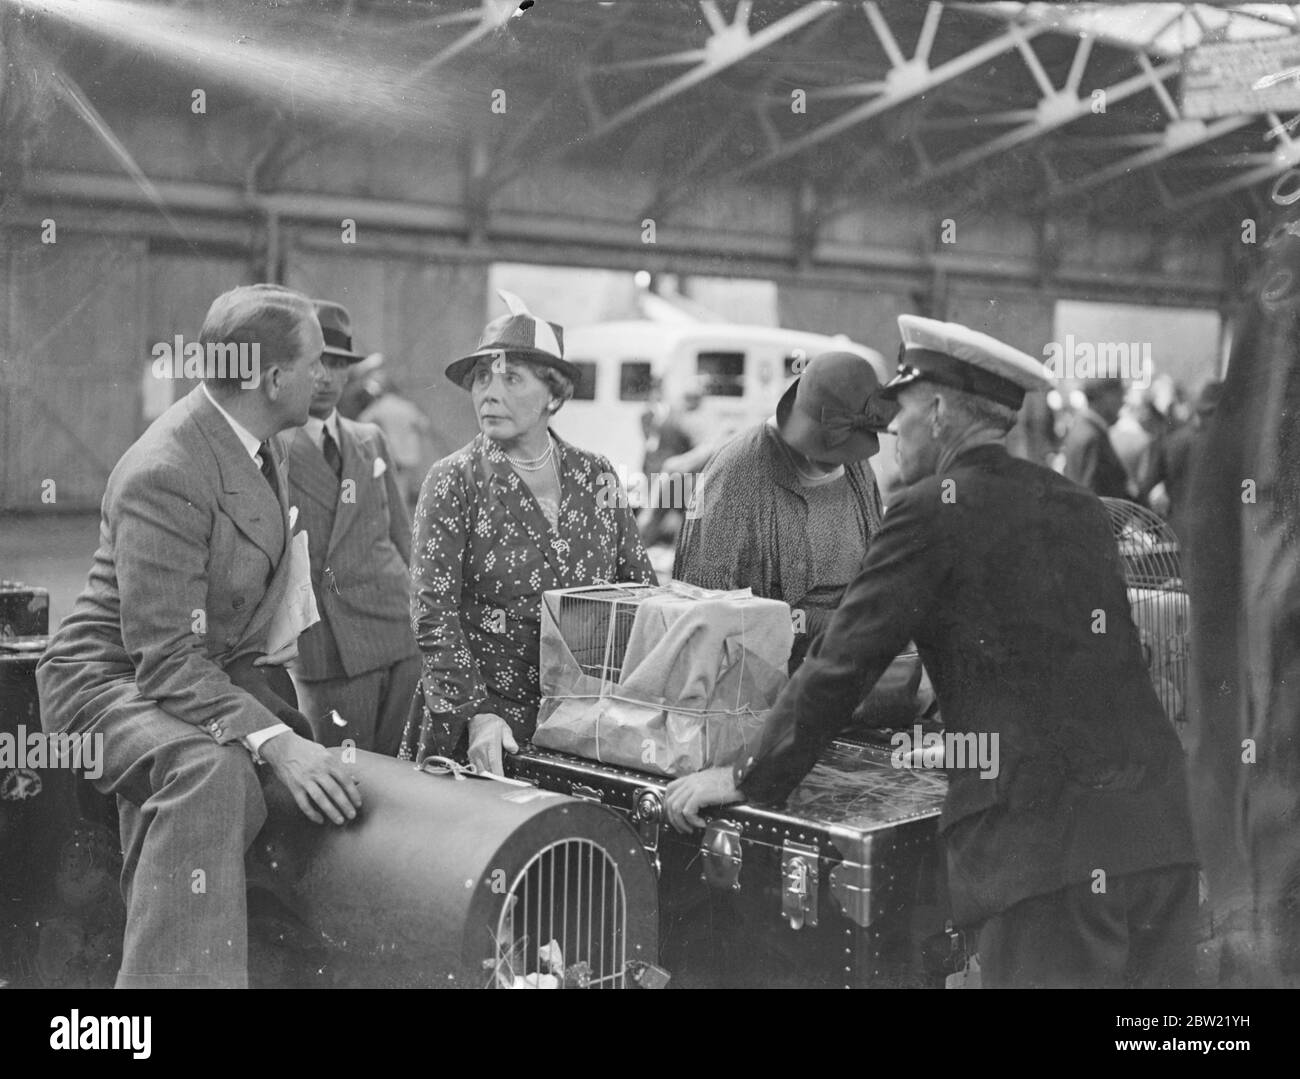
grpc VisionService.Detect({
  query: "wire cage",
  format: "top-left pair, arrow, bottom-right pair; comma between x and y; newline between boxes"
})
552,582 -> 671,685
1100,498 -> 1188,731
490,838 -> 629,989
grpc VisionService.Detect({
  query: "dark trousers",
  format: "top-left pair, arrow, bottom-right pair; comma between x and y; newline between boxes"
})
976,863 -> 1199,988
294,653 -> 420,757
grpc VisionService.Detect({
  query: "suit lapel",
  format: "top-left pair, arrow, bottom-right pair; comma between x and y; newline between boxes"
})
287,428 -> 342,522
190,388 -> 285,563
327,419 -> 367,555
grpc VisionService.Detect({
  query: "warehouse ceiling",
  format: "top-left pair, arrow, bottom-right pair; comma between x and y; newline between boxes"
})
5,1 -> 1300,229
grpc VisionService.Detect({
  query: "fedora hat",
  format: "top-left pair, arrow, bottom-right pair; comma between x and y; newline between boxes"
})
314,299 -> 366,362
777,351 -> 896,465
445,290 -> 579,389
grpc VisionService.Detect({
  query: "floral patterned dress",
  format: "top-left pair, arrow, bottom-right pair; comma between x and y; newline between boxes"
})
400,431 -> 654,761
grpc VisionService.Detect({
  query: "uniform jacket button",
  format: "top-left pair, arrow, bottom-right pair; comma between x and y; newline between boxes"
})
232,596 -> 245,609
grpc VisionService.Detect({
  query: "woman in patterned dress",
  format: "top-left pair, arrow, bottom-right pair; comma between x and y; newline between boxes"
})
401,293 -> 654,773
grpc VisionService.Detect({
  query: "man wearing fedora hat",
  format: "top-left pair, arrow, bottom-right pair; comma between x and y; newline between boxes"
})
666,315 -> 1198,988
674,350 -> 894,671
278,300 -> 420,756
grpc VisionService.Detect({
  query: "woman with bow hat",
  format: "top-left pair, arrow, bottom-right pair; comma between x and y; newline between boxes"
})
674,350 -> 897,670
400,292 -> 654,774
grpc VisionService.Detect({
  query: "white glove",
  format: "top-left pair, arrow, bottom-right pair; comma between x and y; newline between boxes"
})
468,713 -> 519,776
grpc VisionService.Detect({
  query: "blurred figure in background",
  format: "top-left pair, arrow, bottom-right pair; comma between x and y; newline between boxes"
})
1111,388 -> 1169,498
359,365 -> 434,513
1062,377 -> 1131,499
1141,379 -> 1223,551
337,352 -> 385,420
639,378 -> 699,547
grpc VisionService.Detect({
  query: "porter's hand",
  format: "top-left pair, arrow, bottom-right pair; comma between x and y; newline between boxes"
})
468,713 -> 519,777
261,733 -> 361,826
664,766 -> 742,833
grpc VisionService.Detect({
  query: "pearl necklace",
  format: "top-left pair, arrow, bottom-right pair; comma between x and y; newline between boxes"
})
503,437 -> 555,471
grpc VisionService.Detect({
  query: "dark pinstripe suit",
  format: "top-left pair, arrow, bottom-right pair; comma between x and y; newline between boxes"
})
280,418 -> 419,755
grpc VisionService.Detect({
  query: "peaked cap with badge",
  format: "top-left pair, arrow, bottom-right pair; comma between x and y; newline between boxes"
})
882,314 -> 1054,410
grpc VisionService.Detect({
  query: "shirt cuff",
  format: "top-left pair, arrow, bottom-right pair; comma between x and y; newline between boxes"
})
243,723 -> 292,762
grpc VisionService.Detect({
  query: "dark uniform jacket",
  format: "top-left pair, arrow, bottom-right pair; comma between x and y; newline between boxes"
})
737,443 -> 1197,926
279,419 -> 417,681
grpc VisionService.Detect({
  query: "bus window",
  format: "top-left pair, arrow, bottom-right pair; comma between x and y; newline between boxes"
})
697,351 -> 745,397
568,360 -> 598,401
619,361 -> 653,401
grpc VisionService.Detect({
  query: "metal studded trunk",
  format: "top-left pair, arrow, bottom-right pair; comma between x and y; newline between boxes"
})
507,738 -> 952,989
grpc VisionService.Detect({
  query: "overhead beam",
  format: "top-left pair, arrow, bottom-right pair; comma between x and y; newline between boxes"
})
399,0 -> 518,87
902,52 -> 1181,189
574,0 -> 834,145
1042,116 -> 1254,204
707,6 -> 1045,185
487,0 -> 836,191
1163,111 -> 1300,213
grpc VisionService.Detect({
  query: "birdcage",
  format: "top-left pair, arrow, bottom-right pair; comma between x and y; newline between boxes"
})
1100,498 -> 1188,731
535,581 -> 794,776
490,838 -> 630,989
550,582 -> 672,686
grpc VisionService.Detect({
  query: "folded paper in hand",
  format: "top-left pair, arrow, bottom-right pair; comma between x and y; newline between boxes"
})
265,530 -> 320,657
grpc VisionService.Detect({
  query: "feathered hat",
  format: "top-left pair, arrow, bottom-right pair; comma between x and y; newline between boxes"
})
445,290 -> 578,389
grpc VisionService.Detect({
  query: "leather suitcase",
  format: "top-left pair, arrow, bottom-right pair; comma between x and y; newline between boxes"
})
0,639 -> 125,988
0,582 -> 50,639
506,738 -> 953,988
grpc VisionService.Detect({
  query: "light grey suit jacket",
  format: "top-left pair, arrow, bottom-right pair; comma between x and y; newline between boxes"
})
279,418 -> 417,681
37,386 -> 294,745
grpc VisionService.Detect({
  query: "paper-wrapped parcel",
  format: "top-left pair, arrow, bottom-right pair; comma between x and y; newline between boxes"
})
532,581 -> 794,777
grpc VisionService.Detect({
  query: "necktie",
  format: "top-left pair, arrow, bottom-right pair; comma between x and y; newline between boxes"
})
322,426 -> 343,480
257,442 -> 279,497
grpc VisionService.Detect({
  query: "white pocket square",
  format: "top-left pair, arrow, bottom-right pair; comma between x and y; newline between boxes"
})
373,457 -> 387,478
289,505 -> 299,528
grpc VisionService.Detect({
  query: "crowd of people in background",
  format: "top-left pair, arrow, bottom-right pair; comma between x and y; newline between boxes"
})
638,365 -> 1225,554
1053,375 -> 1224,549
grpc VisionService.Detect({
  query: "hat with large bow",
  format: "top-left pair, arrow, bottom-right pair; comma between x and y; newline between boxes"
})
776,350 -> 896,466
445,290 -> 579,389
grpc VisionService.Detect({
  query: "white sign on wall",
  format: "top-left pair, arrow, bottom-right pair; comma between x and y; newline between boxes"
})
1182,37 -> 1300,118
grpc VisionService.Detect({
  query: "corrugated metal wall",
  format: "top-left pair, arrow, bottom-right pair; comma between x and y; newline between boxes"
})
0,227 -> 490,511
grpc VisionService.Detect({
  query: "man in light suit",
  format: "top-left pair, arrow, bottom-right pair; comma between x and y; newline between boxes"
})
36,284 -> 362,989
280,300 -> 420,755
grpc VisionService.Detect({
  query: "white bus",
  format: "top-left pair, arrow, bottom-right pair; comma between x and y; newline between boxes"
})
550,320 -> 899,495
